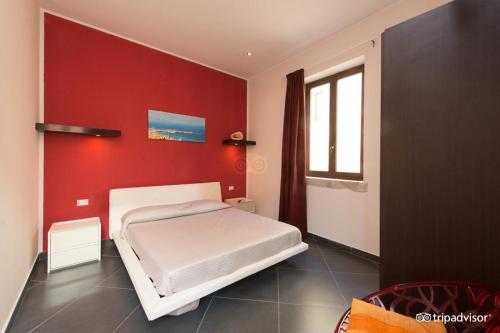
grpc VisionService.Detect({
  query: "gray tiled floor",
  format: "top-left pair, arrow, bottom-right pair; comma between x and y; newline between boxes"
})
7,236 -> 379,333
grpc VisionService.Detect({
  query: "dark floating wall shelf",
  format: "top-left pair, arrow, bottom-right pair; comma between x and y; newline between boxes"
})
35,123 -> 121,137
222,139 -> 256,146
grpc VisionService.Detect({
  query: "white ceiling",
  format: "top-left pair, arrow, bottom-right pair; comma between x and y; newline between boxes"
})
39,0 -> 398,78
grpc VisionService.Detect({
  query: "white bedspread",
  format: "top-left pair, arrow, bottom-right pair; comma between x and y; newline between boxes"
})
125,207 -> 301,296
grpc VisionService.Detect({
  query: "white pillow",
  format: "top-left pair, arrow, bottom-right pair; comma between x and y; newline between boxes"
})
121,199 -> 230,226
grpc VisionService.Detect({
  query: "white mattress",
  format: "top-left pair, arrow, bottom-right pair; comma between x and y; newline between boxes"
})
125,207 -> 301,296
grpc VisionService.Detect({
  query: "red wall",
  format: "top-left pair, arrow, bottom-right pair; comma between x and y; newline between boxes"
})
43,14 -> 247,250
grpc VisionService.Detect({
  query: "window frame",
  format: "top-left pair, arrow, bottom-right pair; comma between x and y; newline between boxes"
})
305,65 -> 365,181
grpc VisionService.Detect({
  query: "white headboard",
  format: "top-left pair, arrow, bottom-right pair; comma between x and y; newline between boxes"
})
109,182 -> 222,238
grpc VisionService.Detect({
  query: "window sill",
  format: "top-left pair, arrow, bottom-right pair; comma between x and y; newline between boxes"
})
306,177 -> 368,193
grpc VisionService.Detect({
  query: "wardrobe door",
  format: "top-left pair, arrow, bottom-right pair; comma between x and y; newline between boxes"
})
381,0 -> 500,290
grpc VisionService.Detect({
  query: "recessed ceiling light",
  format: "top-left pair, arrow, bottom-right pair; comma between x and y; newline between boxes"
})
247,52 -> 252,56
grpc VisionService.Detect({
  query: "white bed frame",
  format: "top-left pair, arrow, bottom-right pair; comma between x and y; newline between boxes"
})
109,181 -> 308,320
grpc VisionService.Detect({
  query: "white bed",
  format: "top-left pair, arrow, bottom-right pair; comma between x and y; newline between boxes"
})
110,182 -> 308,320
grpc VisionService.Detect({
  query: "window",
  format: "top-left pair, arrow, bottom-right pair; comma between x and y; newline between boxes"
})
306,65 -> 364,180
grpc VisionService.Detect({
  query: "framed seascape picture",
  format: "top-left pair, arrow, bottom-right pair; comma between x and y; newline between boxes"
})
148,109 -> 206,143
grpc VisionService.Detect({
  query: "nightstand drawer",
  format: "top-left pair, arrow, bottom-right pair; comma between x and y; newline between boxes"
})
48,217 -> 101,273
50,226 -> 99,250
51,244 -> 99,270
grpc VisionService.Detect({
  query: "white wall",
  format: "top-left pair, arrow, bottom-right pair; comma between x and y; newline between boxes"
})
247,0 -> 450,256
0,0 -> 40,331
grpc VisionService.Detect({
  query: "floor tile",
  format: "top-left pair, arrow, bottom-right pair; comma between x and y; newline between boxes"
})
197,298 -> 278,333
278,269 -> 346,307
115,297 -> 210,333
102,244 -> 120,257
8,281 -> 92,333
321,248 -> 379,275
33,287 -> 139,333
8,242 -> 381,333
334,273 -> 379,304
279,247 -> 328,271
100,267 -> 134,289
302,235 -> 319,248
279,303 -> 346,333
26,280 -> 41,290
216,266 -> 277,301
30,256 -> 124,287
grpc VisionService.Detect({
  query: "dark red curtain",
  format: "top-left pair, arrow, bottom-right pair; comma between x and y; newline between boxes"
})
279,69 -> 307,236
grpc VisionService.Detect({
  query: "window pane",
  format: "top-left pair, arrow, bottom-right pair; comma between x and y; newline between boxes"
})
336,72 -> 362,174
309,83 -> 330,172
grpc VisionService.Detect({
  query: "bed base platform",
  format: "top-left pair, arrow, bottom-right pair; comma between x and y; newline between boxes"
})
109,182 -> 308,320
114,232 -> 308,320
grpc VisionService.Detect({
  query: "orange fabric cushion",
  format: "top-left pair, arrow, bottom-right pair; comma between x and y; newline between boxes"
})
347,299 -> 446,333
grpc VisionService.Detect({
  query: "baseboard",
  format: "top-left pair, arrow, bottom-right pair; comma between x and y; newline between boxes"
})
1,253 -> 39,333
308,233 -> 380,263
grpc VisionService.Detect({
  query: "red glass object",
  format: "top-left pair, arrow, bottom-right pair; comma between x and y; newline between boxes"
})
335,281 -> 500,333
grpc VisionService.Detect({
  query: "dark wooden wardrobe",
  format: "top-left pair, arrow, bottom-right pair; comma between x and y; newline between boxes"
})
381,0 -> 500,290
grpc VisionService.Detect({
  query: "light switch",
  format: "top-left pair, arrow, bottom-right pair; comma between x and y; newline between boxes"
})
77,199 -> 89,206
228,186 -> 235,191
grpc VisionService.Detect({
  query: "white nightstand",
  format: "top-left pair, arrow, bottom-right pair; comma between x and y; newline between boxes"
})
224,197 -> 256,213
48,217 -> 101,273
